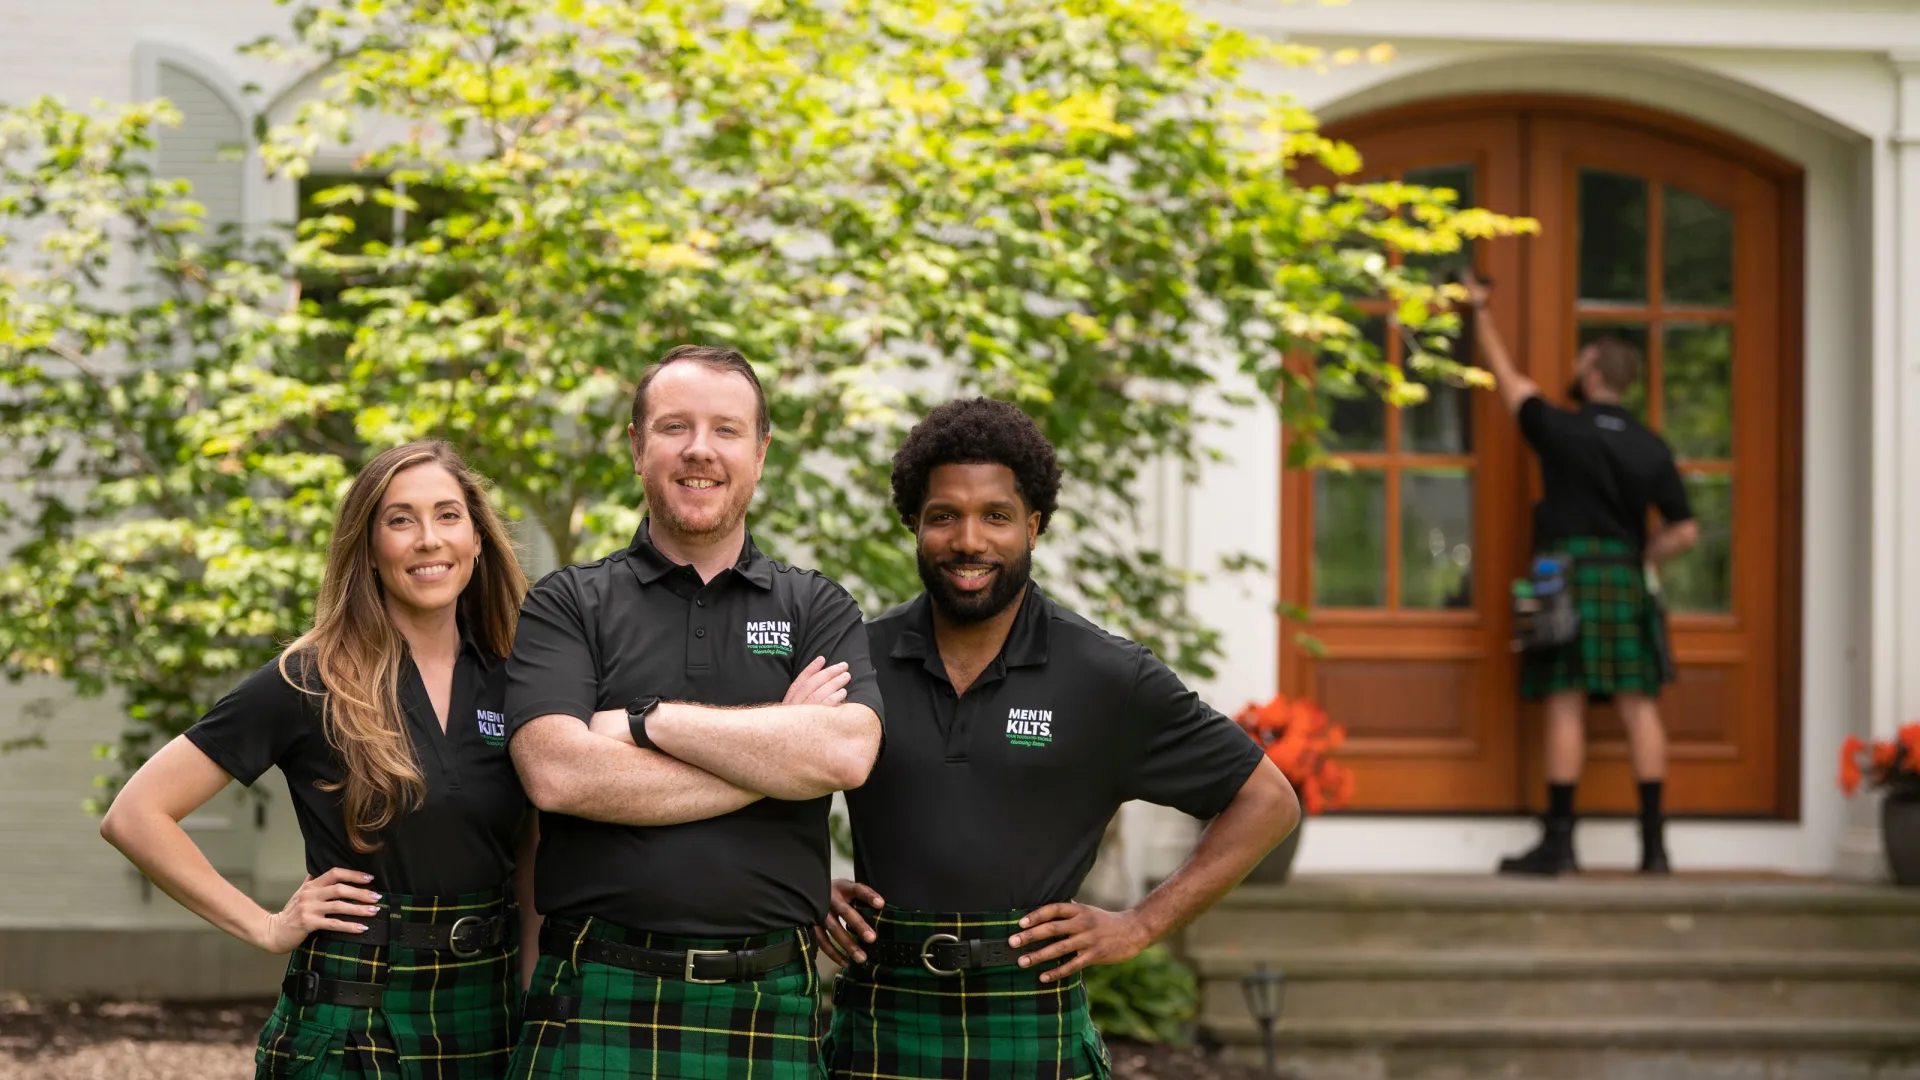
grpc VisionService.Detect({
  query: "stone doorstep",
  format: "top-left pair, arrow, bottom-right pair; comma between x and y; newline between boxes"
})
1205,1016 -> 1920,1050
1215,876 -> 1920,914
1186,948 -> 1920,979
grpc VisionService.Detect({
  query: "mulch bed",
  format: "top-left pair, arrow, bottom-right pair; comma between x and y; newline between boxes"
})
0,997 -> 273,1080
2,998 -> 1295,1080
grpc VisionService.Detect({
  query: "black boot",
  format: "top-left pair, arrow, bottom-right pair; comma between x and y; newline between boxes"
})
1640,823 -> 1671,874
1498,817 -> 1578,876
1638,780 -> 1670,874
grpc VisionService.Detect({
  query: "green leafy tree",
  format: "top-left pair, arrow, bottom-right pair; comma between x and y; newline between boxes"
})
0,0 -> 1527,800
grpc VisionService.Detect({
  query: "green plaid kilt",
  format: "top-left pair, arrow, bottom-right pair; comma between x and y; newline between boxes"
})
1519,537 -> 1673,702
823,908 -> 1111,1080
254,886 -> 520,1080
509,917 -> 823,1080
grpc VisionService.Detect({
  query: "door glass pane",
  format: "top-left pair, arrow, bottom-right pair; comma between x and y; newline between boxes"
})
1314,469 -> 1386,607
1318,317 -> 1388,452
1663,322 -> 1734,459
1663,472 -> 1732,613
1406,363 -> 1474,455
1577,322 -> 1650,421
1663,185 -> 1734,308
1579,170 -> 1649,305
1405,162 -> 1475,282
1400,469 -> 1474,609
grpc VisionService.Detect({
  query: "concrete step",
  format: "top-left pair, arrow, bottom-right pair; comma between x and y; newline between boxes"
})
1192,948 -> 1920,1022
1209,1018 -> 1920,1080
1190,875 -> 1920,954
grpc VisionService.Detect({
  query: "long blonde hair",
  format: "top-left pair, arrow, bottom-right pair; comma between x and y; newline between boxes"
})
281,441 -> 528,852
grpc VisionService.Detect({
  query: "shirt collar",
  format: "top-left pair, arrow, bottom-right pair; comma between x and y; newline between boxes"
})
889,584 -> 1052,670
626,518 -> 776,590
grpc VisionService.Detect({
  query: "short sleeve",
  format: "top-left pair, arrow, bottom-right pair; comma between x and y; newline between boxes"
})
1124,654 -> 1265,819
183,655 -> 317,786
1650,455 -> 1694,524
1517,395 -> 1578,457
795,576 -> 885,724
505,570 -> 597,737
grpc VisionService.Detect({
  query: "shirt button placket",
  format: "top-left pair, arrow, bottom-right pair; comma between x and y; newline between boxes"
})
689,596 -> 716,670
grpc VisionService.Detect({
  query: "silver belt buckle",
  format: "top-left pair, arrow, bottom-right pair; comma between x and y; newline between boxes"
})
920,933 -> 963,977
447,915 -> 485,959
685,948 -> 730,985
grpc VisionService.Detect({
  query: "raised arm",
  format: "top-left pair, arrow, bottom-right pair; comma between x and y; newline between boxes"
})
1464,271 -> 1539,416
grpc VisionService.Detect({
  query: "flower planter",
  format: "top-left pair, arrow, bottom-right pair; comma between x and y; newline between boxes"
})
1242,822 -> 1303,885
1885,792 -> 1920,888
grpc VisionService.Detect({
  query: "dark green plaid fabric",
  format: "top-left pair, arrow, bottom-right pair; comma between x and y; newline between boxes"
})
823,908 -> 1110,1080
509,917 -> 823,1080
1519,537 -> 1671,701
254,886 -> 520,1080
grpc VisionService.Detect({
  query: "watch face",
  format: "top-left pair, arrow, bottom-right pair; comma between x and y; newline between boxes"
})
628,696 -> 660,717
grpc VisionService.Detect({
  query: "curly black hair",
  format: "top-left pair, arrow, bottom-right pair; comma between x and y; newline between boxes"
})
890,398 -> 1062,533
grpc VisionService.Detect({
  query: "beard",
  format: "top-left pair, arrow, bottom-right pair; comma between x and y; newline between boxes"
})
917,545 -> 1033,626
643,473 -> 754,545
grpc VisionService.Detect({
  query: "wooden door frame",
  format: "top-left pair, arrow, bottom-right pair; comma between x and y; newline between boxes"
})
1283,93 -> 1806,818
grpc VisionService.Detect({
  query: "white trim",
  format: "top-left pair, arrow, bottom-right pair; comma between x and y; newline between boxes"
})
1201,0 -> 1920,54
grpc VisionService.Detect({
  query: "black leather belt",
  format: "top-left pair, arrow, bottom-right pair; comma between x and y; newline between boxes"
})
283,970 -> 383,1008
321,911 -> 511,957
539,923 -> 801,984
868,935 -> 1026,976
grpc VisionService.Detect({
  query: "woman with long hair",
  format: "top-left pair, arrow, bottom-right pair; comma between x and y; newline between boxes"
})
102,440 -> 534,1079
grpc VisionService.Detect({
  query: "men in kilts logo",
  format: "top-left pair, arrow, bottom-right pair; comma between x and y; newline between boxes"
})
815,399 -> 1301,1080
1464,273 -> 1700,876
503,344 -> 885,1079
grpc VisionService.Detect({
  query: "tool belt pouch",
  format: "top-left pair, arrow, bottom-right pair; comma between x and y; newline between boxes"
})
1512,555 -> 1580,653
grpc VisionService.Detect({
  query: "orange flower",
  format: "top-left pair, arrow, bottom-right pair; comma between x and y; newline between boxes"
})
1838,735 -> 1865,796
1238,692 -> 1354,814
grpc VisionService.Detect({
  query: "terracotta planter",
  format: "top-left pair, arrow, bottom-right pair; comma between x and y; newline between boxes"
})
1884,792 -> 1920,888
1243,821 -> 1304,885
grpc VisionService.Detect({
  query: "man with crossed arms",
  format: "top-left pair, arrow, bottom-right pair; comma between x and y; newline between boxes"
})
505,345 -> 884,1079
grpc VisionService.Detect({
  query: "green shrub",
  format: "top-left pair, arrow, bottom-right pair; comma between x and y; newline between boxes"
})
1084,946 -> 1199,1046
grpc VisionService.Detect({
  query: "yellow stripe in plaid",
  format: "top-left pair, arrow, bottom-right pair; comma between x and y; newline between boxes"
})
507,916 -> 824,1080
823,908 -> 1111,1080
253,885 -> 519,1080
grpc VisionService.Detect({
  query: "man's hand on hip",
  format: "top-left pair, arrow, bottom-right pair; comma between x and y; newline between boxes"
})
1009,902 -> 1153,982
813,878 -> 884,966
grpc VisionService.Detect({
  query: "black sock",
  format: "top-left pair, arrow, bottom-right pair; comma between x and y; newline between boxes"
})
1638,780 -> 1664,823
1547,783 -> 1576,822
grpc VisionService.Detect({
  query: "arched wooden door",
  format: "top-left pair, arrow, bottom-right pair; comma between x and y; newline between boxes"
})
1281,97 -> 1803,817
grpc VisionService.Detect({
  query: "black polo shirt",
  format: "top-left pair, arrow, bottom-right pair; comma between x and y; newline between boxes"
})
503,520 -> 883,936
848,586 -> 1266,911
1520,397 -> 1694,552
184,625 -> 525,897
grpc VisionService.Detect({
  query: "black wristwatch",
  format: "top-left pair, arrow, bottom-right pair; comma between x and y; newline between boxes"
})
626,696 -> 664,751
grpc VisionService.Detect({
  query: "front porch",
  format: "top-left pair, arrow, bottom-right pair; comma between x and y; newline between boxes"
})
1187,873 -> 1920,1080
